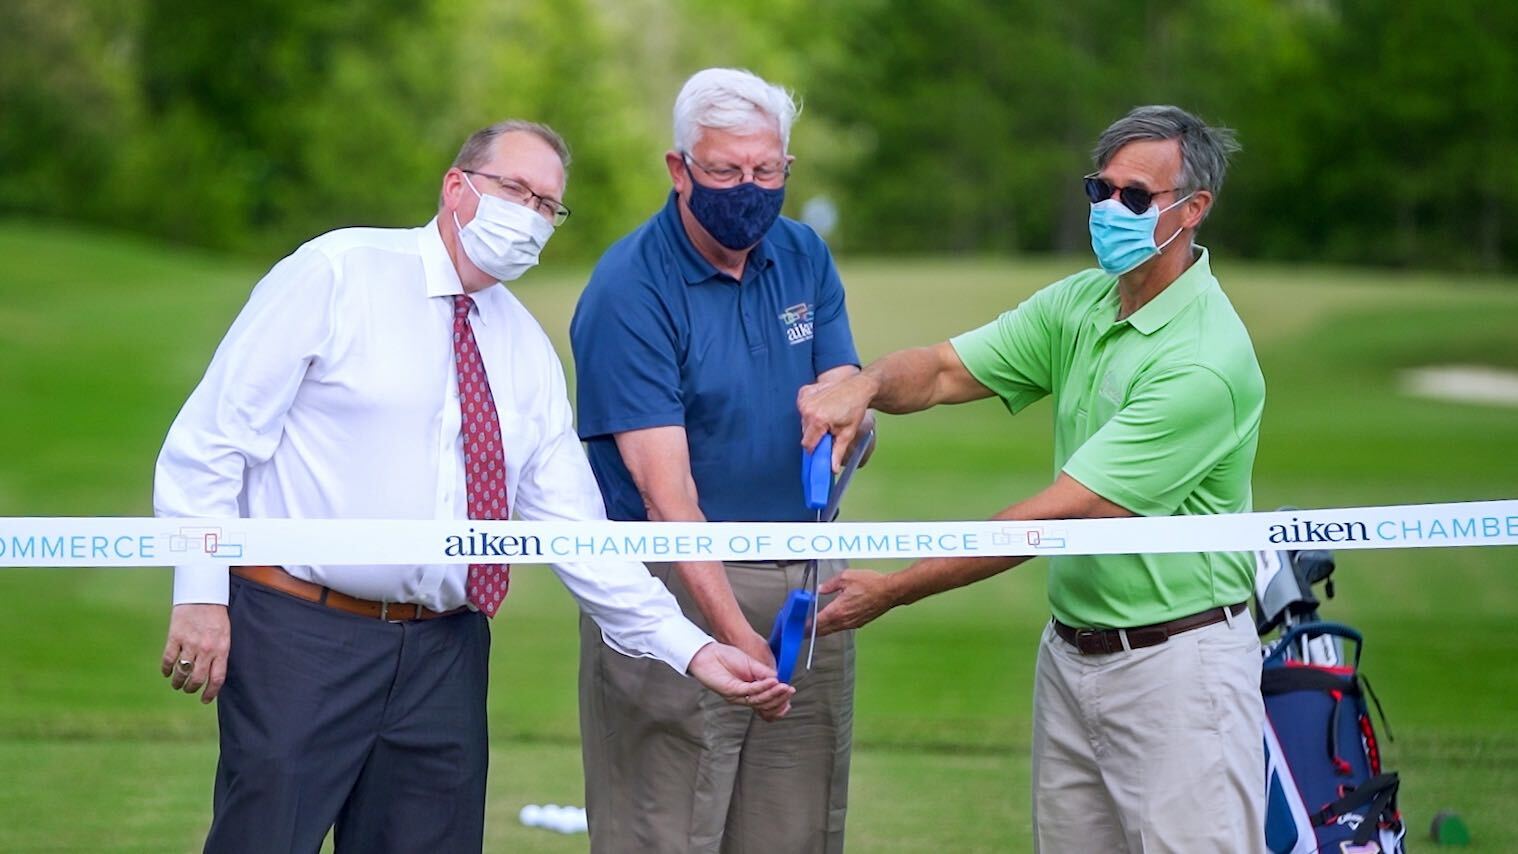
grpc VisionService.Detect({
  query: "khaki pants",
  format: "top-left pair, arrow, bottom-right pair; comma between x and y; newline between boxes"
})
1031,611 -> 1266,853
579,561 -> 854,854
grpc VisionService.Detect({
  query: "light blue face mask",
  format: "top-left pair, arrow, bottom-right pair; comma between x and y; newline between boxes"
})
1087,194 -> 1193,276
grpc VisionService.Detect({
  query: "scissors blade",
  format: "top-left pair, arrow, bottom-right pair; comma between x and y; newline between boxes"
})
805,558 -> 819,670
824,428 -> 875,521
808,428 -> 873,669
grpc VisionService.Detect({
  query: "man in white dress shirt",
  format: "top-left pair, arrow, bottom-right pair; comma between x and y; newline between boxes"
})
154,119 -> 793,854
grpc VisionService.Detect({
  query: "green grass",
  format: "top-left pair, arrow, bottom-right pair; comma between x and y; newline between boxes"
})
1,219 -> 1516,851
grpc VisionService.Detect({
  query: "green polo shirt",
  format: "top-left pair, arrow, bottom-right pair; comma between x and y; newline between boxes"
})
950,248 -> 1264,629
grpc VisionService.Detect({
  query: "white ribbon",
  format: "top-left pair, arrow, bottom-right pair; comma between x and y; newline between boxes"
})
1,500 -> 1514,567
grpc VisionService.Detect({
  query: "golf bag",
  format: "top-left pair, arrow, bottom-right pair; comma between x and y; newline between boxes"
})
1254,546 -> 1407,854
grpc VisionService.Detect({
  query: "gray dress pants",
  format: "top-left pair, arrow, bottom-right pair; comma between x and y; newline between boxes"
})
204,575 -> 491,854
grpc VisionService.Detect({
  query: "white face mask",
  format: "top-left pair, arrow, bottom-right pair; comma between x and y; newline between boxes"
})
452,174 -> 556,282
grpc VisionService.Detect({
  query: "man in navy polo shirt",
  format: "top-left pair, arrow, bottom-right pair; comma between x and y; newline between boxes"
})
571,68 -> 864,854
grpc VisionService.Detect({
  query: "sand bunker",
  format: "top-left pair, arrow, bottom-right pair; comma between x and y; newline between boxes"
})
1400,364 -> 1518,408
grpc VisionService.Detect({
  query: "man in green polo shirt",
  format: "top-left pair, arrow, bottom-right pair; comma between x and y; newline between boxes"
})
796,105 -> 1265,852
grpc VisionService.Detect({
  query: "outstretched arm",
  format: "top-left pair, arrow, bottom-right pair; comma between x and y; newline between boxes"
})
799,341 -> 992,470
614,425 -> 777,675
812,473 -> 1135,635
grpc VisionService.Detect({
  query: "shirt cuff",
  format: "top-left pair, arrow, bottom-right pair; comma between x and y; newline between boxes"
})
575,410 -> 685,442
173,564 -> 230,605
1061,464 -> 1162,517
814,349 -> 861,376
601,618 -> 713,676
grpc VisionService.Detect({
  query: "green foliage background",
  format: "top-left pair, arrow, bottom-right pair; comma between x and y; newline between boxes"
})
3,0 -> 1515,269
2,2 -> 1518,848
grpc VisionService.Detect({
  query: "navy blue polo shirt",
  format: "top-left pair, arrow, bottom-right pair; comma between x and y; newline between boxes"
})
571,192 -> 859,522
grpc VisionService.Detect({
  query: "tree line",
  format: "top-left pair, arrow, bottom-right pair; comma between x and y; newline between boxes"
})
2,0 -> 1513,270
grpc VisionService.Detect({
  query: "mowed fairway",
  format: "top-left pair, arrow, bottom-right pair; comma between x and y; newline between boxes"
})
1,220 -> 1515,852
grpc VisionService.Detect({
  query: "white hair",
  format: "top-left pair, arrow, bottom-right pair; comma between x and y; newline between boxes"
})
673,68 -> 799,154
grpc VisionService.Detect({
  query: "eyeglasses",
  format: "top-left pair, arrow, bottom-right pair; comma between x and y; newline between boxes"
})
1083,173 -> 1179,215
463,170 -> 571,225
683,153 -> 791,189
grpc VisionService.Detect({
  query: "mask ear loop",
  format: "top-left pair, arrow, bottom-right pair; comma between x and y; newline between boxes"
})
451,173 -> 488,233
1154,192 -> 1196,254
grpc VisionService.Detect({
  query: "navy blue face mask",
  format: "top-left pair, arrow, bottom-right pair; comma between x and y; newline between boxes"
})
684,162 -> 786,251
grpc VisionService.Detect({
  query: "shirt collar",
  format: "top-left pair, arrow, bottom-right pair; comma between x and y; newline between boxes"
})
420,216 -> 492,325
1123,246 -> 1217,335
656,191 -> 774,285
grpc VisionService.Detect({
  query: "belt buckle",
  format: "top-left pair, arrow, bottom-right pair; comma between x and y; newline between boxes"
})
1073,628 -> 1103,654
381,600 -> 402,622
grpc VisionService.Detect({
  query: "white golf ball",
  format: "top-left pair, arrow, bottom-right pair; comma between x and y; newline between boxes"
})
519,804 -> 542,826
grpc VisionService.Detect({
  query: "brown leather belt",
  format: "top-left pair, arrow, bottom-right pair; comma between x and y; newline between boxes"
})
231,565 -> 466,622
1053,602 -> 1249,655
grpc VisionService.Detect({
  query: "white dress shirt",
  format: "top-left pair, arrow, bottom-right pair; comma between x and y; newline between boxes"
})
154,219 -> 711,672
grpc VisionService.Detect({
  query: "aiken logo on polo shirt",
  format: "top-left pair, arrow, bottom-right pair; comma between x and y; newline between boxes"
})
779,302 -> 814,345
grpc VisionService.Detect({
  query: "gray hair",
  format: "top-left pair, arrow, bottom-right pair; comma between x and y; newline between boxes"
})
1093,106 -> 1240,207
451,119 -> 572,173
673,68 -> 799,153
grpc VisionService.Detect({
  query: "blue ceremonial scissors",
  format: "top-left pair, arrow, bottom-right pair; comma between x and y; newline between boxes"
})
768,428 -> 875,683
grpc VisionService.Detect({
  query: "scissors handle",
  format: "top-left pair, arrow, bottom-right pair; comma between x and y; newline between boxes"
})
767,588 -> 815,684
802,434 -> 834,511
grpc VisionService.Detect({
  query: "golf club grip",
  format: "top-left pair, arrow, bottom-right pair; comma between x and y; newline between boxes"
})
1267,620 -> 1363,667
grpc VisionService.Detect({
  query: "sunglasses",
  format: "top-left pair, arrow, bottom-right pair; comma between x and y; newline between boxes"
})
1083,174 -> 1179,215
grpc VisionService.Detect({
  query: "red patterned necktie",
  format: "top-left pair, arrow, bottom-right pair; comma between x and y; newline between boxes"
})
453,294 -> 510,616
